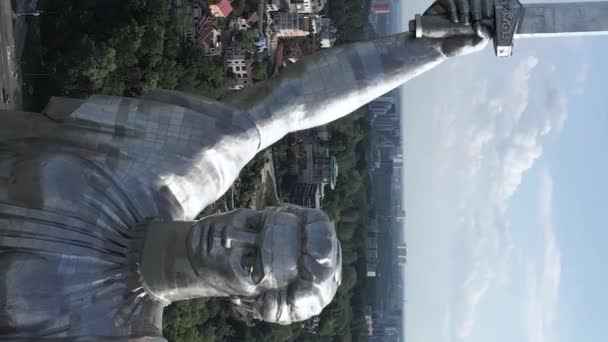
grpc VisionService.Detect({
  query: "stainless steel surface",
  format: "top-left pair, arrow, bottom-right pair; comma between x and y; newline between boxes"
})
0,23 -> 487,338
141,207 -> 341,325
409,0 -> 608,56
226,31 -> 486,148
516,1 -> 608,37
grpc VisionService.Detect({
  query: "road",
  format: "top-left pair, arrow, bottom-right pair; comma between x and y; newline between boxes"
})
0,0 -> 38,111
0,0 -> 19,110
14,0 -> 39,62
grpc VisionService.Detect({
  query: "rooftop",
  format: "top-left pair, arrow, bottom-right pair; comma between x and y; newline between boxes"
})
211,0 -> 233,17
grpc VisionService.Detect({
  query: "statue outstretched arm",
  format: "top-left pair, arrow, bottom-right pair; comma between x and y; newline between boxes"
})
227,4 -> 488,151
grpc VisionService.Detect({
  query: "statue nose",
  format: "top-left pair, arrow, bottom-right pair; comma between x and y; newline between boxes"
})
223,226 -> 258,248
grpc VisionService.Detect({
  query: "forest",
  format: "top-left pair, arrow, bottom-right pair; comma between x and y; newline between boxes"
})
33,0 -> 228,104
325,0 -> 368,42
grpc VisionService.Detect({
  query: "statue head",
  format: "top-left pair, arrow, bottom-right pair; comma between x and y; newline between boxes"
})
140,205 -> 342,325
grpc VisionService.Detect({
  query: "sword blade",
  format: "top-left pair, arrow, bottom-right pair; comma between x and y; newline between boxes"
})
516,1 -> 608,38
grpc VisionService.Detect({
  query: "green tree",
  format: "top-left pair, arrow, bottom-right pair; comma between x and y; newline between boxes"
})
252,62 -> 267,81
66,37 -> 117,91
238,29 -> 258,47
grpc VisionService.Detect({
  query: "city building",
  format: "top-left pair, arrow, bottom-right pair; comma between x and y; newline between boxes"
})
298,154 -> 338,187
368,218 -> 379,233
372,3 -> 391,14
287,152 -> 337,208
224,46 -> 254,90
287,183 -> 324,208
368,249 -> 379,260
368,96 -> 395,117
318,16 -> 338,48
231,18 -> 251,31
267,0 -> 286,11
315,125 -> 330,141
373,114 -> 399,132
271,12 -> 318,38
246,12 -> 259,27
286,129 -> 338,208
182,0 -> 204,43
397,243 -> 407,266
370,309 -> 402,340
209,0 -> 233,17
289,0 -> 326,13
284,39 -> 313,63
371,0 -> 391,14
366,263 -> 377,277
366,231 -> 379,277
367,90 -> 406,341
365,307 -> 374,335
197,16 -> 223,56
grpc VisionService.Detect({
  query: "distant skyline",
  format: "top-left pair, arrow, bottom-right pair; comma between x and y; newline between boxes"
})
397,1 -> 608,342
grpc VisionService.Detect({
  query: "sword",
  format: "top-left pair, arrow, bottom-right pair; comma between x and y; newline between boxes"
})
409,0 -> 608,57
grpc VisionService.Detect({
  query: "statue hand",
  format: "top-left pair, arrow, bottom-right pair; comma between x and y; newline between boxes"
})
421,0 -> 492,57
425,0 -> 493,25
438,22 -> 490,57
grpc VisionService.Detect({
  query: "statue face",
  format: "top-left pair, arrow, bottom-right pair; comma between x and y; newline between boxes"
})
187,208 -> 301,296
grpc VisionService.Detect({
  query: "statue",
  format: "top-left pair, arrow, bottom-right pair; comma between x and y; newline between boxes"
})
0,0 -> 488,339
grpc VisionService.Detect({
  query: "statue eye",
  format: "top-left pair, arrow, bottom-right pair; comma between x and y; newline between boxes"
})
241,250 -> 256,274
241,249 -> 264,284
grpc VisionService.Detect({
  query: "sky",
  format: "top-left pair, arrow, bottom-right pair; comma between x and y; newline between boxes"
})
397,1 -> 608,342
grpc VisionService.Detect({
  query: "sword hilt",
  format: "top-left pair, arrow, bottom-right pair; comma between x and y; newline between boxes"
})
408,0 -> 523,57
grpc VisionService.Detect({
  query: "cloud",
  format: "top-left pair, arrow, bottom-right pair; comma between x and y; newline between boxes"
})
442,307 -> 454,342
574,60 -> 589,95
404,51 -> 570,342
524,168 -> 562,342
448,56 -> 568,340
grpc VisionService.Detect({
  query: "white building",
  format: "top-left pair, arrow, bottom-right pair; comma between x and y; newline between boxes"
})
224,46 -> 254,90
289,0 -> 326,13
319,17 -> 338,48
272,12 -> 318,38
231,18 -> 251,31
202,29 -> 223,56
366,263 -> 377,277
267,0 -> 283,11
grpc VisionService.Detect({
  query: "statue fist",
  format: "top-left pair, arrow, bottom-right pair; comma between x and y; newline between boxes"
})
438,22 -> 490,57
418,0 -> 493,57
